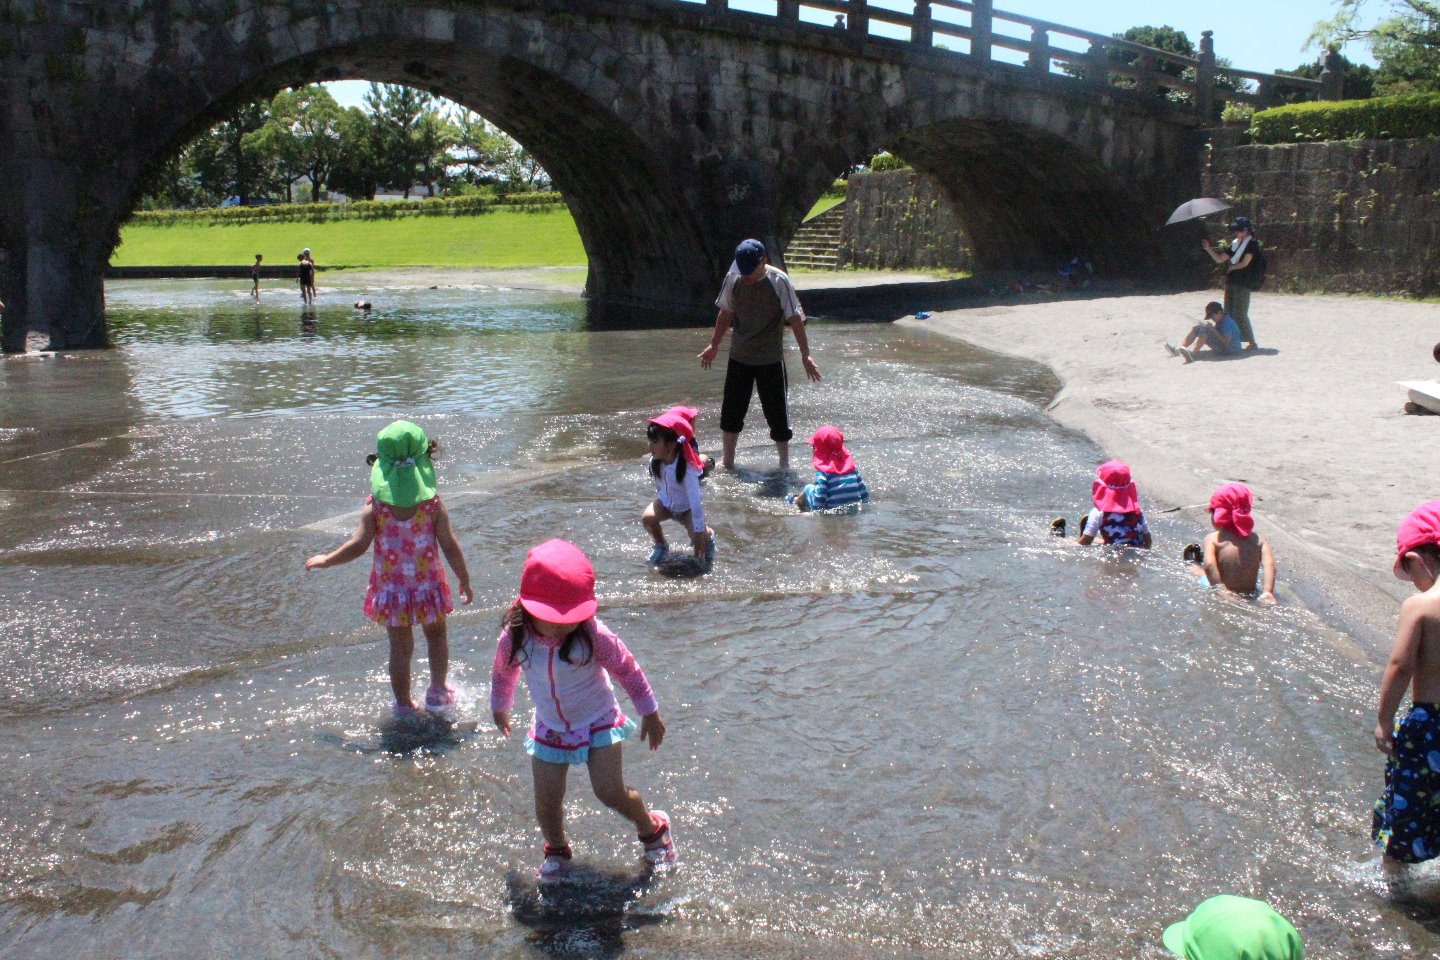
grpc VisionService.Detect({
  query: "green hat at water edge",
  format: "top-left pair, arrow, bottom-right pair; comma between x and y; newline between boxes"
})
370,420 -> 436,508
1162,895 -> 1302,960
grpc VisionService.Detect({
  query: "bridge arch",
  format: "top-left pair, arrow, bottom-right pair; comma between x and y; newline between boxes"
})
1,0 -> 1208,350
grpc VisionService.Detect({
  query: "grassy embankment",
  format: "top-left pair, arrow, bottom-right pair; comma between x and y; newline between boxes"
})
114,200 -> 844,270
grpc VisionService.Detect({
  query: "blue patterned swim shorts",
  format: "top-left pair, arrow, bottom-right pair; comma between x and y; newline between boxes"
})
1373,703 -> 1440,863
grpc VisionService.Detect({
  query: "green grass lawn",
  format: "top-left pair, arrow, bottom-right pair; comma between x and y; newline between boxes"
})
112,207 -> 587,268
114,199 -> 848,267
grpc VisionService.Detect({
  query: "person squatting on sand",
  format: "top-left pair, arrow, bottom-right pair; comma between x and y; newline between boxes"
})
490,539 -> 675,882
788,425 -> 869,513
641,405 -> 716,568
305,420 -> 473,717
1166,301 -> 1241,362
1184,483 -> 1276,604
1069,459 -> 1152,548
698,238 -> 821,471
1373,501 -> 1440,869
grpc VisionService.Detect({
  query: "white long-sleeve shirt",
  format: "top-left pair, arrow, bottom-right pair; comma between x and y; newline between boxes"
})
649,455 -> 706,533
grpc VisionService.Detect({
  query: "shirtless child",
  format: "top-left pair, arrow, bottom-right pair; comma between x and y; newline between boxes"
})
1372,502 -> 1440,869
1183,482 -> 1276,603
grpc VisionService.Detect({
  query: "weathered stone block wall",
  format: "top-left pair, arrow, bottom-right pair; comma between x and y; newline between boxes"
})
838,169 -> 972,272
1204,135 -> 1440,295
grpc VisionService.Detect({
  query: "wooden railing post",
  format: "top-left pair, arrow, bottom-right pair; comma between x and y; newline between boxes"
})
1136,53 -> 1157,98
1084,39 -> 1107,85
911,1 -> 932,48
1195,29 -> 1216,121
1319,47 -> 1343,100
777,0 -> 798,23
1027,25 -> 1049,75
706,0 -> 728,10
848,0 -> 868,42
970,0 -> 992,61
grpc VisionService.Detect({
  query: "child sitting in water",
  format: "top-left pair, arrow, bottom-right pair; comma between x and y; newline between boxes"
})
1183,482 -> 1275,603
1067,460 -> 1152,547
305,420 -> 473,717
1373,501 -> 1440,869
641,406 -> 715,568
788,425 -> 869,512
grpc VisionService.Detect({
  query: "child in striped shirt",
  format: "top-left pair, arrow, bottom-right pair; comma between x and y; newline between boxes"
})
791,425 -> 869,512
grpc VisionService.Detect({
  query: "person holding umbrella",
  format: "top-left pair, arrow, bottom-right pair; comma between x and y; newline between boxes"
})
1202,216 -> 1263,351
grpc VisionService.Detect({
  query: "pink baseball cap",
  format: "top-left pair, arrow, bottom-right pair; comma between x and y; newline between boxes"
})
1091,460 -> 1139,513
1395,501 -> 1440,579
807,425 -> 856,475
518,539 -> 598,624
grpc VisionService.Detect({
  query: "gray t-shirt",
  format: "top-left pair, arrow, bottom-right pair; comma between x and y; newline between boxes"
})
714,265 -> 804,365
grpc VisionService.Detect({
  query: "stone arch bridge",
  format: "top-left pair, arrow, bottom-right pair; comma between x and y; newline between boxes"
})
0,0 -> 1326,350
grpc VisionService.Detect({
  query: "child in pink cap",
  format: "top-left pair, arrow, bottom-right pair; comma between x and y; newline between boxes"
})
1373,501 -> 1440,868
1071,460 -> 1152,548
490,539 -> 675,881
642,405 -> 716,568
1183,482 -> 1275,602
789,425 -> 869,512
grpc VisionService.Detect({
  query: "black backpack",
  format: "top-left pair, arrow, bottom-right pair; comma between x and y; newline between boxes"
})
1244,241 -> 1266,291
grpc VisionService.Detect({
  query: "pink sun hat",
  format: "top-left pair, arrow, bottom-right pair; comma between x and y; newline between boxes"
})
1091,460 -> 1139,513
648,405 -> 706,472
518,539 -> 598,624
1208,482 -> 1254,538
1395,501 -> 1440,579
807,425 -> 856,475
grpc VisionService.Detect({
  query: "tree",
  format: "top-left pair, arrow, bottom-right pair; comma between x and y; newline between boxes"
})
188,100 -> 272,204
413,108 -> 459,197
249,86 -> 347,202
1060,25 -> 1248,119
327,107 -> 383,201
1311,1 -> 1440,93
364,83 -> 436,196
1279,51 -> 1377,100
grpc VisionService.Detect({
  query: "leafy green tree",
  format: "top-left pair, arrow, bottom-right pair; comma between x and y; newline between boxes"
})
1312,1 -> 1440,93
327,107 -> 383,201
364,83 -> 436,196
249,86 -> 346,202
188,100 -> 272,204
414,109 -> 459,197
1279,51 -> 1377,100
1060,25 -> 1247,119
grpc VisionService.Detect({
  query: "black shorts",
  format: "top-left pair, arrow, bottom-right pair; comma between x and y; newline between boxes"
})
720,359 -> 791,442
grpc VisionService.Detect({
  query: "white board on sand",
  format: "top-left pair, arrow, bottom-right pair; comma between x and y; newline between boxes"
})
1398,380 -> 1440,415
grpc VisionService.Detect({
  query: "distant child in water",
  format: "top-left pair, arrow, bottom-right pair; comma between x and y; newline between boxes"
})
789,425 -> 869,512
1373,502 -> 1440,869
1183,482 -> 1275,602
642,406 -> 716,567
1069,460 -> 1151,548
305,420 -> 473,717
491,539 -> 675,881
250,253 -> 263,301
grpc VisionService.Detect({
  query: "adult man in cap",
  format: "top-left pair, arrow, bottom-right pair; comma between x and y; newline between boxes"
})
1202,216 -> 1263,350
698,239 -> 821,471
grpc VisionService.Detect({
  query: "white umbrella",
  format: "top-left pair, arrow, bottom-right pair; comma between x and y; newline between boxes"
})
1164,197 -> 1231,226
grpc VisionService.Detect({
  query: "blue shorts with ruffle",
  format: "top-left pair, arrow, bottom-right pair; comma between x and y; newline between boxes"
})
525,712 -> 637,765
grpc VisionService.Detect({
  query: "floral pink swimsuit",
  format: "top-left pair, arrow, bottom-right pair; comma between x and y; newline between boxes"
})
362,495 -> 453,627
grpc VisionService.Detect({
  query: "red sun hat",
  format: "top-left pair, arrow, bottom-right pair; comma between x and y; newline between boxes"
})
1208,482 -> 1254,538
518,539 -> 598,624
648,406 -> 706,472
1395,501 -> 1440,580
1091,460 -> 1139,513
807,425 -> 856,475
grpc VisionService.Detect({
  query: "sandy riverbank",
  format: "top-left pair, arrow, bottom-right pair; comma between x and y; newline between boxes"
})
902,288 -> 1440,648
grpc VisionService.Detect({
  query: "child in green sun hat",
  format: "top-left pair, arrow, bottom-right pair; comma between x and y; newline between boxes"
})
306,420 -> 473,718
1162,895 -> 1303,960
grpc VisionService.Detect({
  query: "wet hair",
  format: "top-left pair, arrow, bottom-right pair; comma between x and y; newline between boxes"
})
502,601 -> 593,667
647,425 -> 687,482
366,438 -> 439,466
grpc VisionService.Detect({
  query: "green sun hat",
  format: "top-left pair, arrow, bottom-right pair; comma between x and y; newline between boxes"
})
370,420 -> 437,508
1163,895 -> 1303,960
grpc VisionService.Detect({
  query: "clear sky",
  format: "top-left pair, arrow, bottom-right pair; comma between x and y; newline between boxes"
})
324,0 -> 1373,109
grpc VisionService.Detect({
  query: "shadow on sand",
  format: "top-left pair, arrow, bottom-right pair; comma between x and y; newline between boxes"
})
505,862 -> 675,959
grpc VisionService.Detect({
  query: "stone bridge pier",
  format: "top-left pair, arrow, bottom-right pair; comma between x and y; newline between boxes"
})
0,1 -> 1204,351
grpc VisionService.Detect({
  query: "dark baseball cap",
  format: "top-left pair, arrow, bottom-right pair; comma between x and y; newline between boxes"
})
1228,216 -> 1253,232
733,239 -> 766,274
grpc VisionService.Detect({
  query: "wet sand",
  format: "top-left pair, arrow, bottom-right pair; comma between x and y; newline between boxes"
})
902,288 -> 1440,648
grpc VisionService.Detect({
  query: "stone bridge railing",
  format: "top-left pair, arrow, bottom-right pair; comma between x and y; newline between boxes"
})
698,0 -> 1338,117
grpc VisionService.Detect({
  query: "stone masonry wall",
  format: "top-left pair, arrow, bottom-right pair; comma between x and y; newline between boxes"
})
838,169 -> 973,272
1204,134 -> 1440,296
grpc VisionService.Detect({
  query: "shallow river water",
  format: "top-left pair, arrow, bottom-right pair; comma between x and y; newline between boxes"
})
0,279 -> 1436,958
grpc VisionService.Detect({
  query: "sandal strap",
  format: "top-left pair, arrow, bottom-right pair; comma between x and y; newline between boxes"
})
638,822 -> 668,845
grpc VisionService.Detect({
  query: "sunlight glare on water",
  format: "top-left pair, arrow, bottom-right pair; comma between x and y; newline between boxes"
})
0,279 -> 1432,958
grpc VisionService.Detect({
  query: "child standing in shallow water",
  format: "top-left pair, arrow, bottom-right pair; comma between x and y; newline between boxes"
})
642,406 -> 715,567
1184,482 -> 1276,603
305,420 -> 473,716
1373,502 -> 1440,868
491,539 -> 675,881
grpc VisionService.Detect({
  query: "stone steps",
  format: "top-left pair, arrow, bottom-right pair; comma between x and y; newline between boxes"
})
783,202 -> 846,270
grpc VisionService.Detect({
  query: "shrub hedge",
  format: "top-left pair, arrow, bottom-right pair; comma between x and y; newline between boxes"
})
1250,93 -> 1440,144
132,191 -> 565,227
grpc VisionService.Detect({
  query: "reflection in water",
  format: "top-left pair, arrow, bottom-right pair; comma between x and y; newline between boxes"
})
0,278 -> 1431,958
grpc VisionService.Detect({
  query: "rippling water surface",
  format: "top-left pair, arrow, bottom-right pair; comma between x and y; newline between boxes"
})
0,279 -> 1433,958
